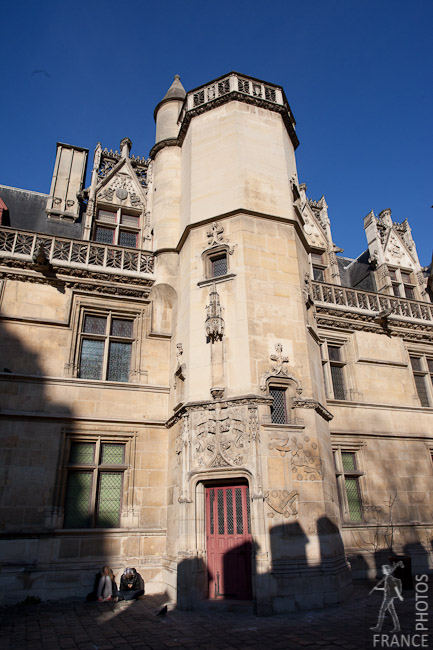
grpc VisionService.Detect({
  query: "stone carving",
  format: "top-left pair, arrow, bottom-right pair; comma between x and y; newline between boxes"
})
207,221 -> 226,247
98,173 -> 144,208
98,159 -> 117,179
260,343 -> 293,391
205,285 -> 224,342
174,343 -> 186,388
268,434 -> 322,480
265,489 -> 298,518
249,407 -> 260,442
191,404 -> 250,468
303,272 -> 313,307
101,187 -> 115,202
270,342 -> 288,374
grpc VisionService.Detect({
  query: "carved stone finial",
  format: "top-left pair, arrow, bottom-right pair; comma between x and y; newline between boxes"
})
207,221 -> 226,247
205,285 -> 225,342
270,343 -> 289,374
260,343 -> 294,391
120,137 -> 132,159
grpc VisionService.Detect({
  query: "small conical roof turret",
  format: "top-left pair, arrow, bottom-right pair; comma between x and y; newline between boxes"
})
162,74 -> 186,102
154,75 -> 186,143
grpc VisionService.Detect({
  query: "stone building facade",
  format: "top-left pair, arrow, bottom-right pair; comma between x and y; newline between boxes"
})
0,72 -> 432,611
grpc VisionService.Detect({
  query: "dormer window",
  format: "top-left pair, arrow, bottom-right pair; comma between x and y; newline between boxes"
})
94,208 -> 140,248
311,252 -> 326,282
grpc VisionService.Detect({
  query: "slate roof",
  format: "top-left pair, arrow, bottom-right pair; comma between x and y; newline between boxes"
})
0,185 -> 84,239
337,250 -> 376,292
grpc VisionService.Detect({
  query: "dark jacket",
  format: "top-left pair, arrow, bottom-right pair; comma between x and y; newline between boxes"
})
120,568 -> 141,591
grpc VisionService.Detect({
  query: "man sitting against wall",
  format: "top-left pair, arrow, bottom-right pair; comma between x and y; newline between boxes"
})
118,567 -> 145,601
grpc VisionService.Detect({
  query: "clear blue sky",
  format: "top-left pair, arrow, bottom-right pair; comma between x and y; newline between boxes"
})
1,0 -> 432,265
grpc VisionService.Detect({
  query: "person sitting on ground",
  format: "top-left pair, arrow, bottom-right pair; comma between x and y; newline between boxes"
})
96,565 -> 118,602
118,567 -> 144,601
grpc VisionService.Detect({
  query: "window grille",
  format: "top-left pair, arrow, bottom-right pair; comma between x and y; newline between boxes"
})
118,230 -> 137,248
414,375 -> 429,407
69,442 -> 95,465
235,488 -> 243,534
345,478 -> 362,521
211,254 -> 227,278
330,365 -> 345,400
101,443 -> 124,465
217,489 -> 225,534
95,227 -> 114,245
270,387 -> 288,424
246,486 -> 251,534
209,488 -> 215,535
226,488 -> 234,534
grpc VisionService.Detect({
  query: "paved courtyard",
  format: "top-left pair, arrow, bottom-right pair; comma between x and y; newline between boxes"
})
1,583 -> 430,650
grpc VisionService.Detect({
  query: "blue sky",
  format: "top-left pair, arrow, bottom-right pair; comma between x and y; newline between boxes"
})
1,0 -> 432,265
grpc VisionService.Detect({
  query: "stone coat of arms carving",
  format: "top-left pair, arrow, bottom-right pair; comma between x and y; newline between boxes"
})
264,489 -> 299,518
191,404 -> 250,468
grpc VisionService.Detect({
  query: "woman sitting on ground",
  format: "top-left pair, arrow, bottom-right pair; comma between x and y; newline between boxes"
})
96,565 -> 118,602
118,568 -> 144,601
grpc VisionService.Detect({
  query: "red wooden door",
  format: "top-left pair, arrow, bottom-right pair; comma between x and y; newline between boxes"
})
205,485 -> 252,599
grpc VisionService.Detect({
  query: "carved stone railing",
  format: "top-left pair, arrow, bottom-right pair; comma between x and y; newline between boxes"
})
0,227 -> 154,277
312,282 -> 433,323
181,73 -> 284,116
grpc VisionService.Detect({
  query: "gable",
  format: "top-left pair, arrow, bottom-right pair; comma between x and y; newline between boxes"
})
96,159 -> 147,212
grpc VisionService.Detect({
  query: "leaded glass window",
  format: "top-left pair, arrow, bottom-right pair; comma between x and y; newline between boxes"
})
330,365 -> 345,400
322,342 -> 347,400
95,226 -> 114,244
63,439 -> 126,529
96,472 -> 123,527
78,313 -> 134,382
345,478 -> 362,522
410,354 -> 433,407
118,230 -> 137,248
334,448 -> 363,523
270,387 -> 288,424
94,208 -> 140,248
211,253 -> 227,278
64,471 -> 92,528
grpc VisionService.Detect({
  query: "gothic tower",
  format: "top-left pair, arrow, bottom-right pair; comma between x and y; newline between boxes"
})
152,73 -> 351,612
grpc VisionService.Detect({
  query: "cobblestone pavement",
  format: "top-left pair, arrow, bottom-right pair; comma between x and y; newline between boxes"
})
1,584 -> 431,650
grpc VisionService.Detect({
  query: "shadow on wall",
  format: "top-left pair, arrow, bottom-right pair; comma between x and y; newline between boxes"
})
0,314 -> 114,604
174,515 -> 352,614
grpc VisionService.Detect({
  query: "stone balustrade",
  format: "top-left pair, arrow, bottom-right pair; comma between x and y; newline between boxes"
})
312,281 -> 433,323
0,227 -> 154,276
181,73 -> 285,116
